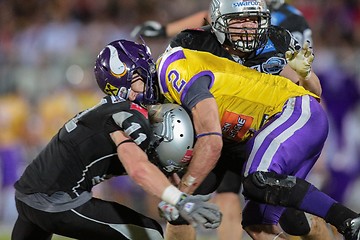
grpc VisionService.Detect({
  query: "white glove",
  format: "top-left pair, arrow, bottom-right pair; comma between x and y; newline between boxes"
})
131,21 -> 166,38
158,194 -> 222,229
158,201 -> 180,222
285,40 -> 314,80
175,194 -> 222,229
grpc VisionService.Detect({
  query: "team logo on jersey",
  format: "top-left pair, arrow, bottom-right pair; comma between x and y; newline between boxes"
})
262,57 -> 286,74
256,39 -> 276,55
221,111 -> 253,141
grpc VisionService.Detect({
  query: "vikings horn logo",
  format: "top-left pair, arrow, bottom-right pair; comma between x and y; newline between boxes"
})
107,45 -> 127,78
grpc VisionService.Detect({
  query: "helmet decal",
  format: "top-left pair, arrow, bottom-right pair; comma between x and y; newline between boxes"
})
104,82 -> 120,96
107,45 -> 127,78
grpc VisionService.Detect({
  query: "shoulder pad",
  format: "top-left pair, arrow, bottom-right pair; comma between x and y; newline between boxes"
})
170,26 -> 214,49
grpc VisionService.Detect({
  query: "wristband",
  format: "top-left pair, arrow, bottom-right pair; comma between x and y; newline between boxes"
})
116,139 -> 135,148
161,185 -> 184,206
196,132 -> 222,138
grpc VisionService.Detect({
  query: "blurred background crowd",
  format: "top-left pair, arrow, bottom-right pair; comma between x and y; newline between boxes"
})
0,0 -> 360,237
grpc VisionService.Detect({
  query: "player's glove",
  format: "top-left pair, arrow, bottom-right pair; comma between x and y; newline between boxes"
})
131,21 -> 166,38
172,194 -> 222,229
285,40 -> 314,80
158,201 -> 180,222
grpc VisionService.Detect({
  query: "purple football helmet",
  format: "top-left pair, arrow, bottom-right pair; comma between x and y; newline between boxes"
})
94,39 -> 159,105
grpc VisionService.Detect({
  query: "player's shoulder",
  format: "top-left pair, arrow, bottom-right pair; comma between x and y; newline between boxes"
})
99,95 -> 130,111
83,95 -> 148,123
103,96 -> 148,119
267,25 -> 294,48
268,25 -> 291,38
176,25 -> 213,38
170,25 -> 217,48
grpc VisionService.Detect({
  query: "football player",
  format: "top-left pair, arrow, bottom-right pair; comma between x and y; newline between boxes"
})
11,40 -> 221,240
156,44 -> 360,240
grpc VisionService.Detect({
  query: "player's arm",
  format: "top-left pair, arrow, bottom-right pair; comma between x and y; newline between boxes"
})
281,35 -> 322,96
281,64 -> 322,96
166,10 -> 209,37
110,130 -> 172,198
179,97 -> 223,194
110,117 -> 222,228
131,10 -> 209,39
175,76 -> 223,194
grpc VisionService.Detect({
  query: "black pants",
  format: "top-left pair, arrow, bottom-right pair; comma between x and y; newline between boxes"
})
12,198 -> 164,240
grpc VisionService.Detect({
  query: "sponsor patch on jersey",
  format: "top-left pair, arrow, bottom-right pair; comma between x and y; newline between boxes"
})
221,111 -> 253,141
130,102 -> 148,119
256,39 -> 276,55
262,57 -> 286,74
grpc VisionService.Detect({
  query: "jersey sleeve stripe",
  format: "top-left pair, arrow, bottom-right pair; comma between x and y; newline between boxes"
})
158,47 -> 186,94
180,70 -> 215,103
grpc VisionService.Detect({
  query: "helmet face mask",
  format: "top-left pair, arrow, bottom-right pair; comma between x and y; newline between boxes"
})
94,39 -> 159,105
147,104 -> 195,175
210,0 -> 271,52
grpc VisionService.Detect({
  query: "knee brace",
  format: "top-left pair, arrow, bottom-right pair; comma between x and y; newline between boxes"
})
242,171 -> 310,207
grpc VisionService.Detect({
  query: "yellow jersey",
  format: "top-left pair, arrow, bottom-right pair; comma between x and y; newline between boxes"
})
156,47 -> 319,142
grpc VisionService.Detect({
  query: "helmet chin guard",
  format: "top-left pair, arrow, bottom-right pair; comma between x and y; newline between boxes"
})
147,104 -> 195,174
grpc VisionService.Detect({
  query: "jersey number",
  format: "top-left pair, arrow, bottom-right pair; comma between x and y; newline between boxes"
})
169,70 -> 186,93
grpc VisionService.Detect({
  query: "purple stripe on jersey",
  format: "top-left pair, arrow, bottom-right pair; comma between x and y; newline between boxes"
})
244,97 -> 302,176
159,49 -> 186,94
180,71 -> 214,103
300,185 -> 336,218
244,95 -> 328,177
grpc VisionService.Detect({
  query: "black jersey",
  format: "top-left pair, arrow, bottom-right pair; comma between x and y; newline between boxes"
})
170,25 -> 298,75
271,3 -> 312,45
15,95 -> 151,197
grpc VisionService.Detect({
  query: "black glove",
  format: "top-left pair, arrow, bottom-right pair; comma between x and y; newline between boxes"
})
131,21 -> 166,38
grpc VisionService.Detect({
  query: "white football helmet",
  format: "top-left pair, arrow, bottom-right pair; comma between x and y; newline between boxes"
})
209,0 -> 271,52
148,104 -> 194,174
